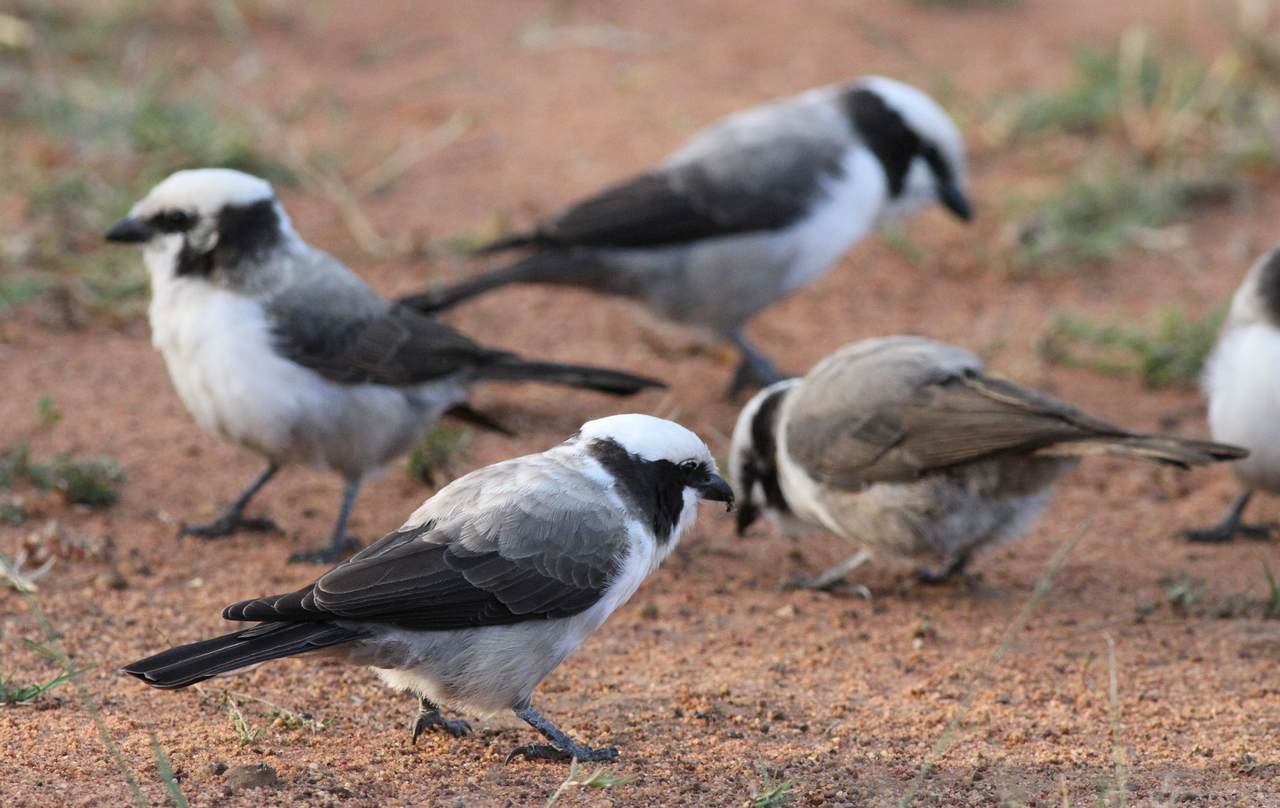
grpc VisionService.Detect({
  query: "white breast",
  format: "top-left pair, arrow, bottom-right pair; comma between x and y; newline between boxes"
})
778,147 -> 887,294
1204,322 -> 1280,492
146,250 -> 463,477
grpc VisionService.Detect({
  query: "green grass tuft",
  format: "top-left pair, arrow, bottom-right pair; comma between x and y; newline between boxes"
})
1008,170 -> 1192,273
750,763 -> 799,808
0,2 -> 291,321
408,424 -> 473,488
1038,304 -> 1225,388
50,456 -> 126,506
0,641 -> 92,705
1263,560 -> 1280,620
1,438 -> 126,506
546,760 -> 637,806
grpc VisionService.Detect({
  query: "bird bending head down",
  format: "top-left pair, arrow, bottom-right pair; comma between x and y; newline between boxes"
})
730,336 -> 1246,589
398,76 -> 971,397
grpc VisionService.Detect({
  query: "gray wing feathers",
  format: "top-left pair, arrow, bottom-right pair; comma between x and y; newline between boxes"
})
1034,435 -> 1247,465
226,456 -> 631,630
262,244 -> 507,385
786,337 -> 1244,489
264,251 -> 660,393
489,92 -> 853,251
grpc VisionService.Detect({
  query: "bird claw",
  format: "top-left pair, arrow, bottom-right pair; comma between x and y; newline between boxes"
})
781,572 -> 823,591
782,573 -> 872,600
287,537 -> 361,565
411,713 -> 471,743
1183,522 -> 1275,544
178,514 -> 283,540
505,743 -> 618,764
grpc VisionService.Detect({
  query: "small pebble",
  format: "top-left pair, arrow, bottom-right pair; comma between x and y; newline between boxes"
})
93,570 -> 128,591
223,763 -> 278,793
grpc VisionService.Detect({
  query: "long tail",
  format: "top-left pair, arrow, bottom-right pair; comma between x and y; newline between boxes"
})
398,252 -> 604,315
1036,435 -> 1248,467
476,357 -> 665,396
121,623 -> 361,690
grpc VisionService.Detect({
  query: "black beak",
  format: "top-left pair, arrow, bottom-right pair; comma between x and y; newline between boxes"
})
937,181 -> 972,222
698,474 -> 735,512
104,217 -> 153,243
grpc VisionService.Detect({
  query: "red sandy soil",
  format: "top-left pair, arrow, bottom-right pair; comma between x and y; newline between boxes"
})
3,1 -> 1280,805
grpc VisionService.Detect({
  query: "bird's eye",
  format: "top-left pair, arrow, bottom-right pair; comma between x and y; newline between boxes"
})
151,210 -> 195,233
679,459 -> 700,472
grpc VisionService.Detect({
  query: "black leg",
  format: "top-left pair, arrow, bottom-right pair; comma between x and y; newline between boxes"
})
784,549 -> 873,593
411,696 -> 471,743
179,462 -> 282,539
288,477 -> 363,564
1183,491 -> 1274,543
727,332 -> 786,399
915,552 -> 972,584
505,704 -> 617,764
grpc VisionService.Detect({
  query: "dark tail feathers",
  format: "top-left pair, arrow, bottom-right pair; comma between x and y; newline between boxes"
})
1037,435 -> 1248,468
475,231 -> 543,254
121,622 -> 360,690
398,252 -> 602,315
477,357 -> 664,396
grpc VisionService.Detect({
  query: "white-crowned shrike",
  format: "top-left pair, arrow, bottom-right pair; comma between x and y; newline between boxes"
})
1185,245 -> 1280,543
104,169 -> 663,564
401,77 -> 971,395
123,414 -> 734,763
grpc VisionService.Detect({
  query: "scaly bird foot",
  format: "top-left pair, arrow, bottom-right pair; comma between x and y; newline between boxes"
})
505,743 -> 618,764
411,711 -> 471,743
178,514 -> 283,540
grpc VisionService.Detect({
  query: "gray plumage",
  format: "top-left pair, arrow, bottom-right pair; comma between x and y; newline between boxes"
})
401,76 -> 971,394
123,414 -> 734,763
731,336 -> 1247,586
104,169 -> 663,563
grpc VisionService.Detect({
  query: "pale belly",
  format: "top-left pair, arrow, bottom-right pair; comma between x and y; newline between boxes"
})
1205,323 -> 1280,492
149,281 -> 461,478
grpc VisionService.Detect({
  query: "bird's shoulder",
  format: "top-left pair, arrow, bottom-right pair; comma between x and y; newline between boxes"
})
262,254 -> 499,386
516,94 -> 856,250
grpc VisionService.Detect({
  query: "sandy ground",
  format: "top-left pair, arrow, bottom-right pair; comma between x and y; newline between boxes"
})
3,1 -> 1280,805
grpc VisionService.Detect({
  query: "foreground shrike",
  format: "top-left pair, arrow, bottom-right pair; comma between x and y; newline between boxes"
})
105,169 -> 663,563
401,76 -> 971,395
731,336 -> 1246,587
124,414 -> 734,763
1185,246 -> 1280,542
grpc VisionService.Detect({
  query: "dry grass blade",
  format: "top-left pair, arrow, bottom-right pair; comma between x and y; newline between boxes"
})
150,731 -> 191,808
0,11 -> 35,48
352,112 -> 471,198
897,520 -> 1090,808
545,760 -> 637,806
0,548 -> 55,592
0,548 -> 156,808
283,131 -> 403,258
1116,27 -> 1236,163
1104,634 -> 1128,806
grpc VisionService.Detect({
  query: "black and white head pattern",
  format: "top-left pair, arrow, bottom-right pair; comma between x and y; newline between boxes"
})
1246,247 -> 1280,329
729,378 -> 800,534
105,168 -> 297,288
572,414 -> 729,545
844,76 -> 969,219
